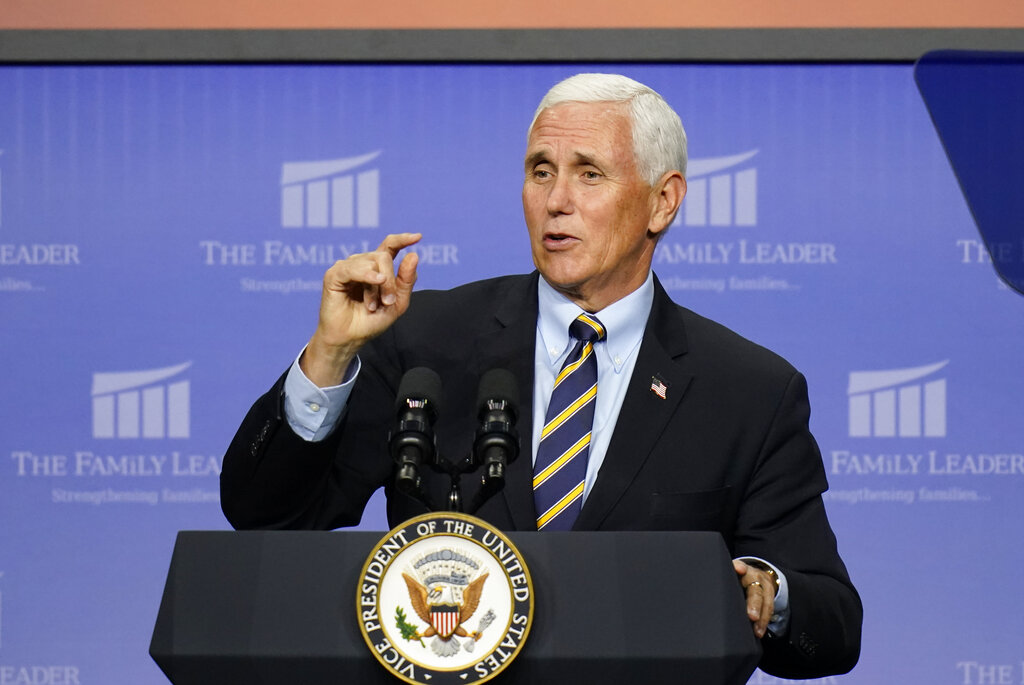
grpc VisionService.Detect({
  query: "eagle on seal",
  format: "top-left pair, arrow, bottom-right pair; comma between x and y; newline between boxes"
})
402,571 -> 489,656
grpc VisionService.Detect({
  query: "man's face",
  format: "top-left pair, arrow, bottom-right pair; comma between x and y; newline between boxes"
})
523,101 -> 663,312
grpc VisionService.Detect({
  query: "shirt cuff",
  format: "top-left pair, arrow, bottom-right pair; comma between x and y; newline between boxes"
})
282,348 -> 360,442
738,556 -> 791,637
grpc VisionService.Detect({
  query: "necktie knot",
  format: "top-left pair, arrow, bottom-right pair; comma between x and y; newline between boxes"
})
570,314 -> 606,345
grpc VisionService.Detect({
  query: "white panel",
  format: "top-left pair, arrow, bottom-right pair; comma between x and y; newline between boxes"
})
281,184 -> 304,227
142,386 -> 165,439
898,384 -> 922,437
117,390 -> 140,439
331,175 -> 354,228
734,168 -> 757,226
306,180 -> 328,227
92,395 -> 115,438
357,169 -> 379,227
872,389 -> 896,437
168,380 -> 190,439
684,178 -> 707,226
924,379 -> 947,437
709,173 -> 732,226
848,393 -> 871,437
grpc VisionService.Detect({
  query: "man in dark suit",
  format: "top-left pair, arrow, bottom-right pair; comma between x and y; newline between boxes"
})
221,73 -> 861,679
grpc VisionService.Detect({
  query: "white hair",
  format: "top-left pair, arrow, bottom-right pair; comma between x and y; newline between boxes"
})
529,73 -> 688,185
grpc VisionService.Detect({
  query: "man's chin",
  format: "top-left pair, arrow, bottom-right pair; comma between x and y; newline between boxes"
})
539,272 -> 587,300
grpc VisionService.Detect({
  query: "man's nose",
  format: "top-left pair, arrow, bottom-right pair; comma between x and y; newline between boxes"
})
546,173 -> 574,215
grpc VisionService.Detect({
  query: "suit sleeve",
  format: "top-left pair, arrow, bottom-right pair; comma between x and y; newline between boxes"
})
735,371 -> 863,678
220,344 -> 402,530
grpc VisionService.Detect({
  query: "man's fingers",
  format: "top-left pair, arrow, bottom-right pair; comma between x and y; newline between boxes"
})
745,578 -> 774,638
746,581 -> 765,622
308,234 -> 422,370
324,234 -> 420,297
396,251 -> 420,296
363,281 -> 381,312
735,561 -> 774,639
745,582 -> 769,638
324,255 -> 384,292
376,232 -> 422,259
366,249 -> 398,309
342,251 -> 415,313
369,245 -> 419,311
369,235 -> 421,308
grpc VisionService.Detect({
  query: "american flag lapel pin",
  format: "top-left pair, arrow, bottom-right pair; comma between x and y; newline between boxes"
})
650,375 -> 669,399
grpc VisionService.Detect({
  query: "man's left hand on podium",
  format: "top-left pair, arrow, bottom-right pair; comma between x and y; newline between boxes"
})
733,559 -> 778,639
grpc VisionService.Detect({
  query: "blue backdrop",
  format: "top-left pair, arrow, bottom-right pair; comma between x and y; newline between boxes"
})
1,64 -> 1021,685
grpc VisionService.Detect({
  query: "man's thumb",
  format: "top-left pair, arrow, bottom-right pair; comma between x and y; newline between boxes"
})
395,251 -> 419,298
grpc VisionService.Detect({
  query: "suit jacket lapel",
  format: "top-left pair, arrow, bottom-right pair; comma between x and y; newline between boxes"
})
574,276 -> 693,531
473,273 -> 540,531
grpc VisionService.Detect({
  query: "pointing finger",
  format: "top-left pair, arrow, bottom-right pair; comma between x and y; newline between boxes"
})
376,232 -> 423,260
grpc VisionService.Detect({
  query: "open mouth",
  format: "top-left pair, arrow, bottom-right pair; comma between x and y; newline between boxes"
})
543,232 -> 577,247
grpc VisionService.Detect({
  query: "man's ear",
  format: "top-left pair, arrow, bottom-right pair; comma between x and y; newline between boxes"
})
649,171 -> 686,237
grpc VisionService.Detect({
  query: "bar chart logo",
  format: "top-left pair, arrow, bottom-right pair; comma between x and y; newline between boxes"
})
91,362 -> 192,439
848,360 -> 949,438
281,151 -> 380,228
675,150 -> 758,227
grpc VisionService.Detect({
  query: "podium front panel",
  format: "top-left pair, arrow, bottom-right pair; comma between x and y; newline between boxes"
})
150,530 -> 760,684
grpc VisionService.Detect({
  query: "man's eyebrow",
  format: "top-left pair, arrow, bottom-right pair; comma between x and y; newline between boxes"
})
524,150 -> 550,169
525,150 -> 602,169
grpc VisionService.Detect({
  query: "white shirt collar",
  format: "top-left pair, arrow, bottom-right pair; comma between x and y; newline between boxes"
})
537,272 -> 654,373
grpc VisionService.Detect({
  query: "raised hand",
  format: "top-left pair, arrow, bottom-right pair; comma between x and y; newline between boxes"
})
300,233 -> 422,387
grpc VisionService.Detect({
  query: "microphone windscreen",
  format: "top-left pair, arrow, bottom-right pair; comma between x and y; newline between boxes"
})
395,367 -> 443,414
476,369 -> 519,415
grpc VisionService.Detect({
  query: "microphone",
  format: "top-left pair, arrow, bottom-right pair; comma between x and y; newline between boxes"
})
473,369 -> 520,489
390,367 -> 442,496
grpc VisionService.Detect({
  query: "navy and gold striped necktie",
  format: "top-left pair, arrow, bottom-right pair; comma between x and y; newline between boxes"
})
533,313 -> 606,531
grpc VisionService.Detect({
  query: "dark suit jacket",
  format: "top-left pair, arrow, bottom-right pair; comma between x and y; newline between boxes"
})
221,272 -> 861,678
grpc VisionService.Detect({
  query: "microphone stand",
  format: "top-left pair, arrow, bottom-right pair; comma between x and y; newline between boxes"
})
390,368 -> 519,515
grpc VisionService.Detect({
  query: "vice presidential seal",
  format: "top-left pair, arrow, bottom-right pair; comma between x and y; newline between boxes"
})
357,513 -> 533,684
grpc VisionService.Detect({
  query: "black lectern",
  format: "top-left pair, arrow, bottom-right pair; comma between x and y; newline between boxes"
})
150,530 -> 761,684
